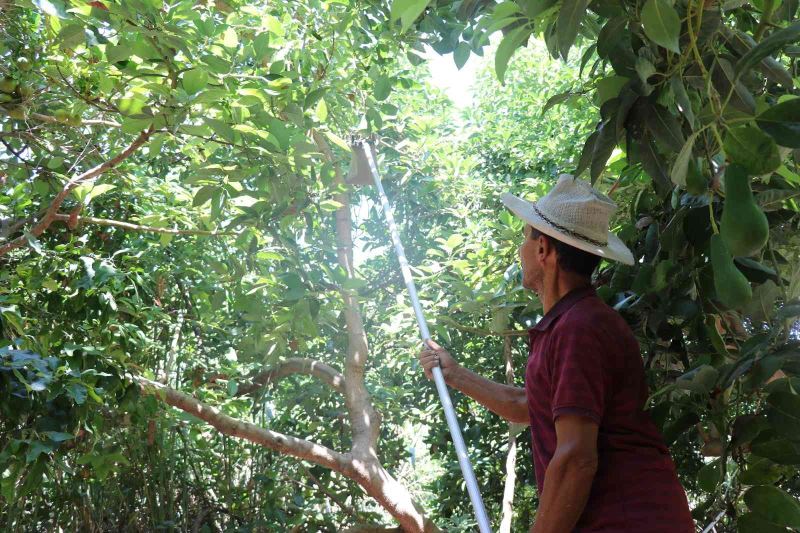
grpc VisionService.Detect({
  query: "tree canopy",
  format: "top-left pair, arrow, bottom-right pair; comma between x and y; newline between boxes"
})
2,0 -> 800,531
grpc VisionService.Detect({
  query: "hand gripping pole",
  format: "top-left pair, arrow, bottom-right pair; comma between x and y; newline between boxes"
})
356,139 -> 492,533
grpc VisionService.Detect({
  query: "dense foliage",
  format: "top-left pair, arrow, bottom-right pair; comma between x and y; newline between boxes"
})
2,0 -> 800,531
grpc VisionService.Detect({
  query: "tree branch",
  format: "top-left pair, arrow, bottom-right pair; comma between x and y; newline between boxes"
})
0,128 -> 152,257
52,214 -> 235,236
130,374 -> 352,472
236,357 -> 346,396
311,129 -> 381,454
29,112 -> 121,128
499,335 -> 519,533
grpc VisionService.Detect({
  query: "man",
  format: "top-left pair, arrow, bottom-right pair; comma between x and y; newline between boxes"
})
419,175 -> 694,532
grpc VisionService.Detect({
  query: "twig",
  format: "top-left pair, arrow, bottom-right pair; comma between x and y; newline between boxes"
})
0,128 -> 152,257
29,112 -> 121,128
52,214 -> 235,236
439,317 -> 528,337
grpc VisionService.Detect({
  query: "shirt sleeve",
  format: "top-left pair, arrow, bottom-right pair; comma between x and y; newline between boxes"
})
548,325 -> 609,425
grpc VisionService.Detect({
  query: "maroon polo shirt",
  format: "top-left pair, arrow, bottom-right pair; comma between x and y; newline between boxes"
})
525,286 -> 694,532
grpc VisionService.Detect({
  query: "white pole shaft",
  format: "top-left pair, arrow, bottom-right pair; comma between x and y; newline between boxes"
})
360,142 -> 492,533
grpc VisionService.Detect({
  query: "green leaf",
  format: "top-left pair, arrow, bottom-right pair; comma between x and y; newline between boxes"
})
640,0 -> 681,53
751,437 -> 800,464
676,364 -> 719,394
590,119 -> 617,184
181,68 -> 208,94
374,76 -> 393,101
495,25 -> 531,84
738,512 -> 791,533
697,459 -> 722,492
758,189 -> 800,211
575,129 -> 599,176
121,117 -> 152,135
23,231 -> 44,255
595,75 -> 628,106
193,185 -> 216,207
756,98 -> 800,148
67,383 -> 87,405
319,199 -> 343,212
58,23 -> 85,49
767,392 -> 800,440
670,131 -> 699,187
740,457 -> 783,485
314,98 -> 328,122
222,27 -> 239,48
453,42 -> 471,70
541,90 -> 574,117
724,125 -> 781,175
777,301 -> 800,321
106,43 -> 130,63
736,21 -> 800,79
744,485 -> 800,529
646,104 -> 685,152
597,16 -> 627,59
556,0 -> 589,59
390,0 -> 431,32
324,131 -> 350,151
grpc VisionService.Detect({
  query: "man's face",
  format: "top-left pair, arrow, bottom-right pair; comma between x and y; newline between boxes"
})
520,224 -> 544,295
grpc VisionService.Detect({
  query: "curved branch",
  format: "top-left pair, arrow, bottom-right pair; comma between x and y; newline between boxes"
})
130,374 -> 352,472
0,128 -> 151,257
236,357 -> 346,396
52,214 -> 235,236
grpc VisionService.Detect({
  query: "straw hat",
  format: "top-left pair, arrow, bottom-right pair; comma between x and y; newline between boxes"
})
501,174 -> 635,266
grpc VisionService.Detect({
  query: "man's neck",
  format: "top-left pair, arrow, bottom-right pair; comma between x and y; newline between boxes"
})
541,271 -> 591,315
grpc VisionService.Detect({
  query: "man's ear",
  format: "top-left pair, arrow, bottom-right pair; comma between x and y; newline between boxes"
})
538,234 -> 556,264
537,234 -> 549,257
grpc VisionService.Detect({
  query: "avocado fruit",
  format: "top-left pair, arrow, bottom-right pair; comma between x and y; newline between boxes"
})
710,234 -> 752,309
54,108 -> 70,122
7,105 -> 27,120
720,164 -> 769,257
0,77 -> 17,93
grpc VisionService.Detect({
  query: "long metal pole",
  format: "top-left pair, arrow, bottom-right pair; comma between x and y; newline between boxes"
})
359,140 -> 492,533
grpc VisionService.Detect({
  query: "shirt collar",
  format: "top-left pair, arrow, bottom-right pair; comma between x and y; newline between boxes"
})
531,285 -> 596,333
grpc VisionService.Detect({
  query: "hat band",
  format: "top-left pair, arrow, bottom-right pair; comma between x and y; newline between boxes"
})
532,204 -> 608,247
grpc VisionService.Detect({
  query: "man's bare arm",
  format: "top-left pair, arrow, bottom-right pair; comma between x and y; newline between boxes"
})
419,340 -> 528,424
530,414 -> 599,533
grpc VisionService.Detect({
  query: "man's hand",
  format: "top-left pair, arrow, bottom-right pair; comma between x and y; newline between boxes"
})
418,339 -> 459,381
418,339 -> 529,424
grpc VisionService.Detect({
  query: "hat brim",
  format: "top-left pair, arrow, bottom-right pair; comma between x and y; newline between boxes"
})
501,192 -> 635,266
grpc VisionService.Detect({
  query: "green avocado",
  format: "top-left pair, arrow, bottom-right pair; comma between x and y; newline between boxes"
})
0,77 -> 17,93
720,164 -> 769,257
7,105 -> 27,120
16,57 -> 32,71
710,234 -> 752,309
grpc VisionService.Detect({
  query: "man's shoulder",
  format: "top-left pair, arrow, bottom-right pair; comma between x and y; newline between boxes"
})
560,294 -> 618,324
552,294 -> 632,340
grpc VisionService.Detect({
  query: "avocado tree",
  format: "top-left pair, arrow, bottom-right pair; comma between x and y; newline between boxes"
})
392,0 -> 800,529
0,1 -> 465,530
